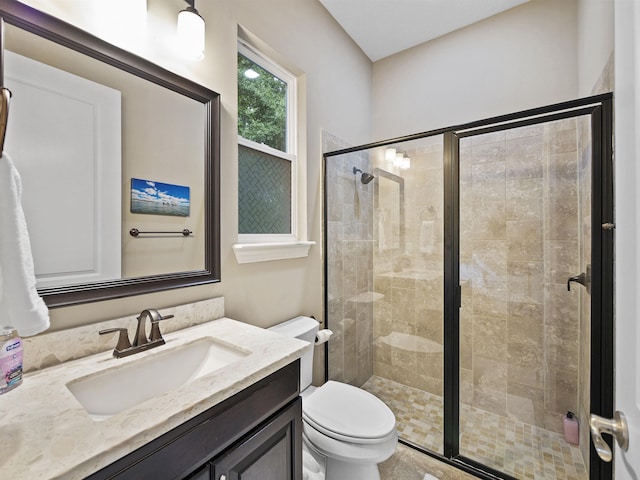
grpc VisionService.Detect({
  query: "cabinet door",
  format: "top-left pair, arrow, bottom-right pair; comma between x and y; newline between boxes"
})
212,398 -> 302,480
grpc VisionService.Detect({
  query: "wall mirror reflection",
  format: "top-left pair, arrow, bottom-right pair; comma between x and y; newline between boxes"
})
0,1 -> 220,308
374,167 -> 404,252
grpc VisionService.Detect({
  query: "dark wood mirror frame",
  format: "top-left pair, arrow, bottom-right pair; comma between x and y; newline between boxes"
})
0,0 -> 221,308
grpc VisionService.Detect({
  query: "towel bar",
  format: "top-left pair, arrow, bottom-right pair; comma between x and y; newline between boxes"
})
129,228 -> 192,237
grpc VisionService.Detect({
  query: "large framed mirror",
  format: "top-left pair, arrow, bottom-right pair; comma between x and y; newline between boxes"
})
0,0 -> 221,308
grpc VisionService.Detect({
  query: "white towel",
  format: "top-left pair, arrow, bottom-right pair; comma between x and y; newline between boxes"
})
420,220 -> 435,254
0,153 -> 49,337
378,217 -> 387,250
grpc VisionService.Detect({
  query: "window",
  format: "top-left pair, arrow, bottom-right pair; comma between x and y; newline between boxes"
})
237,50 -> 289,152
234,40 -> 313,263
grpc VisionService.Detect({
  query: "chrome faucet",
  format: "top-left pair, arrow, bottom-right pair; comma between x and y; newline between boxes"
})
134,308 -> 161,346
99,308 -> 174,358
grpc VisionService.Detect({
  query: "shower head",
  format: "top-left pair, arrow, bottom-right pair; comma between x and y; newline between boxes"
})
361,172 -> 375,184
352,167 -> 375,185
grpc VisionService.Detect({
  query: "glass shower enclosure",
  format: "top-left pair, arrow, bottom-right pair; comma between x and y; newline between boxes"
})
323,94 -> 614,480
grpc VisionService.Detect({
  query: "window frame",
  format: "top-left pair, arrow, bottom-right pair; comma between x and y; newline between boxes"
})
237,40 -> 298,245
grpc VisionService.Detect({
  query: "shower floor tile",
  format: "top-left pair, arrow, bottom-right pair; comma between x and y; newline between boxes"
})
362,376 -> 588,480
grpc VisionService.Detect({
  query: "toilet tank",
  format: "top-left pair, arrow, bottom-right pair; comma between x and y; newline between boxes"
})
268,316 -> 319,391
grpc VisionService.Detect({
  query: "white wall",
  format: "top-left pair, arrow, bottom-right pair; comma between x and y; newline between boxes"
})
372,0 -> 579,140
20,0 -> 371,330
577,0 -> 614,96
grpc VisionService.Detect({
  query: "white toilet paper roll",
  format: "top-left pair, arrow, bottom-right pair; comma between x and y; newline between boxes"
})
315,329 -> 333,344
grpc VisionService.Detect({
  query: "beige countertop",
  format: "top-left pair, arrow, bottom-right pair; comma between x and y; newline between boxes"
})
0,318 -> 308,480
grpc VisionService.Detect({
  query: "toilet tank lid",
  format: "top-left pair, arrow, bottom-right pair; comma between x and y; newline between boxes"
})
268,316 -> 319,338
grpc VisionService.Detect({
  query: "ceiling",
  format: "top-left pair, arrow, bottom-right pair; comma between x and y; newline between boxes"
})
318,0 -> 530,62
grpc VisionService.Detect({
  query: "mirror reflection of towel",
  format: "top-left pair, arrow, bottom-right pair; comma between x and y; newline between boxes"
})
420,220 -> 434,254
378,218 -> 387,250
0,153 -> 50,336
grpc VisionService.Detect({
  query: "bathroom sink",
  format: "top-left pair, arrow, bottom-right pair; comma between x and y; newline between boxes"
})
66,338 -> 250,420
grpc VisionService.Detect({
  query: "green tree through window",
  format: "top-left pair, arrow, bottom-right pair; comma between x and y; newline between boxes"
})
238,53 -> 287,152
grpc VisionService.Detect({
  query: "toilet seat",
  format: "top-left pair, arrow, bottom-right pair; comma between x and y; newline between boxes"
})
303,381 -> 396,444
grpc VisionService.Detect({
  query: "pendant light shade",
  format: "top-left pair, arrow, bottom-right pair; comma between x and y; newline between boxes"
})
177,1 -> 205,61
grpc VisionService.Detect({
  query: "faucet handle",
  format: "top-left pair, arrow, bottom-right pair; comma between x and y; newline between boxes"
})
149,313 -> 174,342
99,328 -> 132,355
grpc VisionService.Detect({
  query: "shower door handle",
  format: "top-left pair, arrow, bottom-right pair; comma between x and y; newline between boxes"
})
589,411 -> 629,462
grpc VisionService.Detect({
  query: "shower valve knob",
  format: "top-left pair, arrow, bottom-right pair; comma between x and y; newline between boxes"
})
567,265 -> 591,293
567,273 -> 586,291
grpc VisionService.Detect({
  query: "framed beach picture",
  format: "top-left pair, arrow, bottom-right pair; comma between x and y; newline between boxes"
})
130,178 -> 190,217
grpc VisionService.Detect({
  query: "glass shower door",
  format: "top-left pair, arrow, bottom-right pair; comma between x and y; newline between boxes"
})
457,116 -> 593,479
324,94 -> 613,480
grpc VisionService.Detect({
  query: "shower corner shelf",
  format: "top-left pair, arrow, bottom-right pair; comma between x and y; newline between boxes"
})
348,292 -> 384,303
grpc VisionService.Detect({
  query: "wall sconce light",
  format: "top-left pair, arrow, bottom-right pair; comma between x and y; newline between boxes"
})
177,0 -> 205,61
385,148 -> 396,163
388,148 -> 410,169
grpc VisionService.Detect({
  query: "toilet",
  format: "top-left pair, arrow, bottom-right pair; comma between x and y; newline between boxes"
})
269,316 -> 397,480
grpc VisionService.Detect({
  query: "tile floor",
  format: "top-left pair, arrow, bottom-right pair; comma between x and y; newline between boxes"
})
380,443 -> 478,480
363,376 -> 588,480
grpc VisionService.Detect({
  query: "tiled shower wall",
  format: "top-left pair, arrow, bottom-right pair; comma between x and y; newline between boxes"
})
371,138 -> 445,400
458,121 -> 582,436
324,131 -> 375,387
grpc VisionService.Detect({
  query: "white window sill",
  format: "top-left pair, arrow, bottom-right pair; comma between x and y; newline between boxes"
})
232,241 -> 315,264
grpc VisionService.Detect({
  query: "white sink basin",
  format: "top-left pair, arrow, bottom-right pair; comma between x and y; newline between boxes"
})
66,338 -> 250,420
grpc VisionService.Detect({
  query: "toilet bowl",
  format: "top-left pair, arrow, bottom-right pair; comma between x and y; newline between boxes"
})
269,316 -> 398,480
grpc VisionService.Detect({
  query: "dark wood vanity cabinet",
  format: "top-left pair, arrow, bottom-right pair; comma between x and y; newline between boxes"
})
86,361 -> 302,480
